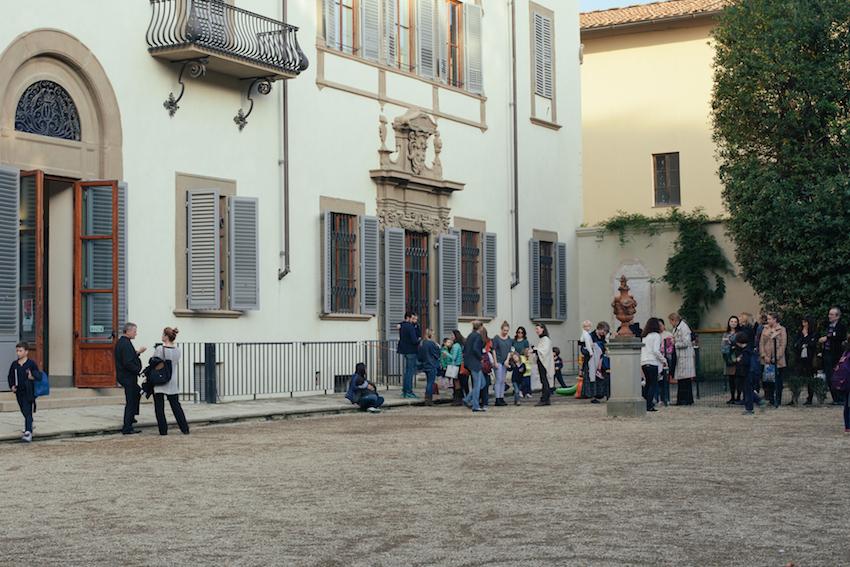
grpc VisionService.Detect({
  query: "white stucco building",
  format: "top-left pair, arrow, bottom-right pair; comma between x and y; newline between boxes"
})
0,0 -> 581,398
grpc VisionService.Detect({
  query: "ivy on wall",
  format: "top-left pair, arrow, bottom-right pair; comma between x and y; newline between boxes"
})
600,209 -> 733,329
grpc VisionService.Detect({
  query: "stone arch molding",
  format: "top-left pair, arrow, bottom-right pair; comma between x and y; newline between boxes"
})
0,28 -> 123,178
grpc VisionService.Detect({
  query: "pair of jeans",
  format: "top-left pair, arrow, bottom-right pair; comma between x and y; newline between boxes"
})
465,370 -> 485,410
844,394 -> 849,430
658,372 -> 670,405
495,364 -> 507,399
16,392 -> 33,433
358,393 -> 385,410
521,376 -> 531,396
512,378 -> 522,403
153,393 -> 190,435
425,368 -> 437,397
480,374 -> 491,407
402,353 -> 418,395
744,367 -> 762,411
120,379 -> 141,433
554,371 -> 567,389
772,367 -> 785,407
642,365 -> 658,410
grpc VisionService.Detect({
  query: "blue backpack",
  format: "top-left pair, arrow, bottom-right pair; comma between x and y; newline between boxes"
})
34,371 -> 50,398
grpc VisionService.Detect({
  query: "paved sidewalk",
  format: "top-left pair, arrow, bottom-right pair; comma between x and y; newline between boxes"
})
0,387 -> 436,443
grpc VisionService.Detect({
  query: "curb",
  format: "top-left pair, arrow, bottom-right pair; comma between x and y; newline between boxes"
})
0,396 -> 452,444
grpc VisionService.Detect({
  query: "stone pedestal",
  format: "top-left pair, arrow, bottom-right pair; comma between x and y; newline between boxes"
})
607,337 -> 646,418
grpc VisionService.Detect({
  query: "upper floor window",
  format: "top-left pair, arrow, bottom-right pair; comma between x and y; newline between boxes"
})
653,152 -> 681,207
530,3 -> 557,126
321,0 -> 483,95
321,209 -> 379,317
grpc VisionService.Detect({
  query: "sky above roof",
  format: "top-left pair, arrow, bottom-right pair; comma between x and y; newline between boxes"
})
580,0 -> 656,12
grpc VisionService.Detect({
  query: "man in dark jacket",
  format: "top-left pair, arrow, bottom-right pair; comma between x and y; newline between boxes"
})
821,307 -> 847,404
115,322 -> 145,434
462,321 -> 486,412
397,312 -> 421,399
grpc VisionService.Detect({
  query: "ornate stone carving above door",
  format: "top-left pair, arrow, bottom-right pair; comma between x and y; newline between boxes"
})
371,109 -> 463,234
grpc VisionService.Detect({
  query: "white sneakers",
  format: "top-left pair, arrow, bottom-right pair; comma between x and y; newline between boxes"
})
21,431 -> 32,443
366,407 -> 381,413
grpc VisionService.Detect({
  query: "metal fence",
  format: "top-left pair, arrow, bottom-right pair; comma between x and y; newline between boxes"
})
173,340 -> 403,403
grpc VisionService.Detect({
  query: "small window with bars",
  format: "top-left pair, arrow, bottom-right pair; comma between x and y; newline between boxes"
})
330,213 -> 358,313
653,152 -> 681,207
539,240 -> 554,320
461,230 -> 480,316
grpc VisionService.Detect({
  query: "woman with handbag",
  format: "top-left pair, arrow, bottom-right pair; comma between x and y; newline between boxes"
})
722,316 -> 741,404
153,327 -> 189,435
794,316 -> 819,406
759,313 -> 788,408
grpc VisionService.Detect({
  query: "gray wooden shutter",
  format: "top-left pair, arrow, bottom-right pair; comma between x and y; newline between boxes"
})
483,232 -> 497,318
556,241 -> 567,321
450,227 -> 461,319
228,196 -> 259,311
84,186 -> 115,332
529,239 -> 540,320
362,0 -> 381,61
417,0 -> 436,79
360,215 -> 379,315
186,190 -> 220,310
382,0 -> 397,65
438,232 -> 459,340
324,0 -> 339,48
321,211 -> 333,314
436,0 -> 448,81
0,166 -> 19,373
117,181 -> 128,331
464,2 -> 483,94
534,12 -> 554,99
384,227 -> 405,337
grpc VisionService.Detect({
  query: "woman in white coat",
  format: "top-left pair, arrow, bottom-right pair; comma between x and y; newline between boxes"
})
669,313 -> 696,406
533,323 -> 554,406
153,327 -> 190,435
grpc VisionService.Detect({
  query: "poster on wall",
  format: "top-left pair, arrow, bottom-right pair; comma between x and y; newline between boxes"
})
22,299 -> 34,332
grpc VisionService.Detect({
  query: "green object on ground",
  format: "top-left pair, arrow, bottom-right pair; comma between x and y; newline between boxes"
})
555,386 -> 577,396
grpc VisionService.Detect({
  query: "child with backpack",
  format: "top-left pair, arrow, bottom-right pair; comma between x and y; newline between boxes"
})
7,342 -> 40,443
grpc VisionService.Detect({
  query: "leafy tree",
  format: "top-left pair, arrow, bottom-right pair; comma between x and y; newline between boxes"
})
712,0 -> 850,325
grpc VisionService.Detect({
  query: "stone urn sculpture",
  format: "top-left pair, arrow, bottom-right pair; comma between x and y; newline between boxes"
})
612,275 -> 638,338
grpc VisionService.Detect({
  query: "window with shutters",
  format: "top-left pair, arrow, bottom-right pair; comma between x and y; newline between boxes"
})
329,213 -> 358,313
326,0 -> 358,54
539,240 -> 554,319
394,0 -> 415,70
405,231 -> 430,331
530,3 -> 558,126
460,230 -> 480,316
446,0 -> 464,88
320,202 -> 378,319
653,152 -> 681,207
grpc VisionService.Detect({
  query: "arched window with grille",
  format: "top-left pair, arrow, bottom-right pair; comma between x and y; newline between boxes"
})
14,80 -> 82,141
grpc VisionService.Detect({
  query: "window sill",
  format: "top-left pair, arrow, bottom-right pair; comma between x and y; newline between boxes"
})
317,45 -> 486,102
459,316 -> 493,324
173,308 -> 242,319
320,313 -> 374,322
530,117 -> 562,130
653,203 -> 681,208
530,318 -> 565,325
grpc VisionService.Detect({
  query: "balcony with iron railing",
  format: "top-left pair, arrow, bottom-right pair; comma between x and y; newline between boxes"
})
146,0 -> 308,80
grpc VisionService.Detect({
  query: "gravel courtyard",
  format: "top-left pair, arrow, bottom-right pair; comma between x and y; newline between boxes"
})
2,399 -> 848,567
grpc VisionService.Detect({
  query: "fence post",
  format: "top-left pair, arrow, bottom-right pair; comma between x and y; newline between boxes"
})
204,342 -> 218,403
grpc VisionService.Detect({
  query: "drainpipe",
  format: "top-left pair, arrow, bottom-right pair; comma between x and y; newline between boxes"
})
509,0 -> 520,289
278,0 -> 291,280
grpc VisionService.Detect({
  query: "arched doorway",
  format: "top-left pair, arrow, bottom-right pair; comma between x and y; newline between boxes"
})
0,29 -> 124,388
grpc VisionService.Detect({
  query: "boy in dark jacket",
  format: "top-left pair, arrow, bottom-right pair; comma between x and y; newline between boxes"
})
418,329 -> 441,405
8,342 -> 40,443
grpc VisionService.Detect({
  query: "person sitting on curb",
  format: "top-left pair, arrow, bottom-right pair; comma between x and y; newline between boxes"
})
346,363 -> 384,413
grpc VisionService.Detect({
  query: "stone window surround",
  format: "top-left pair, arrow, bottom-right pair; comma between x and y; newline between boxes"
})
319,196 -> 373,321
173,172 -> 239,318
529,1 -> 561,131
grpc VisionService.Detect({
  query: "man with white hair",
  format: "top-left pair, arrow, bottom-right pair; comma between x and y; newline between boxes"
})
114,322 -> 146,434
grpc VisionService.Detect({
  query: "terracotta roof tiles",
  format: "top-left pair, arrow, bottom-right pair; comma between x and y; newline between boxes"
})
581,0 -> 728,30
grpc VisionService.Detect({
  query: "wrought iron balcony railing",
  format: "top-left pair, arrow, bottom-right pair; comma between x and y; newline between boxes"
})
146,0 -> 308,79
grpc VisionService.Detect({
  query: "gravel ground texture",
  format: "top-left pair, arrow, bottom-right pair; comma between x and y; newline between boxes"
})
1,398 -> 848,567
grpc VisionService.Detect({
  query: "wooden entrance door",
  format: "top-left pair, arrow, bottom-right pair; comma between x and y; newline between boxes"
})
19,170 -> 45,369
73,180 -> 119,387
